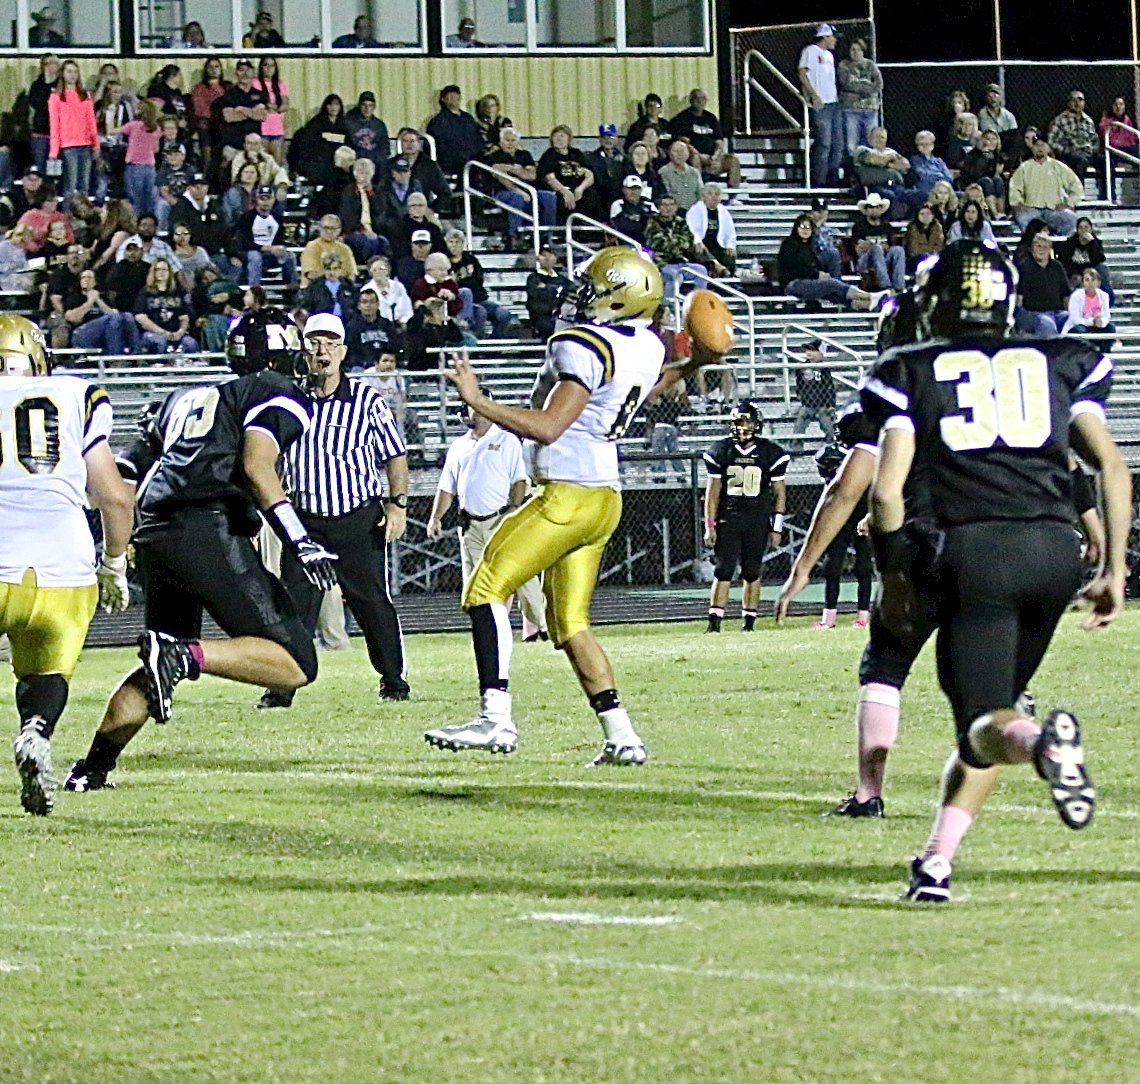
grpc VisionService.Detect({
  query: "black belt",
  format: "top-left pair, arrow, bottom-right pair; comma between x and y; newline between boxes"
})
459,505 -> 509,527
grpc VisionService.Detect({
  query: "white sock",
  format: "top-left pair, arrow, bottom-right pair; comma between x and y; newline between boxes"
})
599,707 -> 639,744
481,688 -> 513,725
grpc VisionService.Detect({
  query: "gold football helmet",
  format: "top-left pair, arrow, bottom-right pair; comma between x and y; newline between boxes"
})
0,314 -> 49,376
575,246 -> 663,324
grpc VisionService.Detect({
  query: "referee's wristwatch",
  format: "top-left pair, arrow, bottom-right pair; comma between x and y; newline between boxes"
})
389,493 -> 409,509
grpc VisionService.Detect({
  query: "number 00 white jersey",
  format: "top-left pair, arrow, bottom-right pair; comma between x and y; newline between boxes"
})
0,375 -> 113,587
525,323 -> 665,489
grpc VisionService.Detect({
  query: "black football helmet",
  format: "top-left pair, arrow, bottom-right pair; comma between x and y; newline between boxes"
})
814,442 -> 846,482
730,400 -> 762,442
918,240 -> 1017,340
226,308 -> 306,382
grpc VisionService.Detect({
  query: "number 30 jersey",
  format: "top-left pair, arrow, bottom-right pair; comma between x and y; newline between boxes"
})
137,370 -> 311,536
703,436 -> 789,520
525,323 -> 665,489
0,375 -> 113,587
860,335 -> 1111,527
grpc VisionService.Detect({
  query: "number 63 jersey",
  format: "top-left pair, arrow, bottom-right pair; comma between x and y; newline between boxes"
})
860,335 -> 1112,526
525,323 -> 665,489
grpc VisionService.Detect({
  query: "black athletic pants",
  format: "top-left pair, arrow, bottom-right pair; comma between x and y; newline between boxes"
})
713,514 -> 769,583
280,500 -> 409,692
822,509 -> 874,610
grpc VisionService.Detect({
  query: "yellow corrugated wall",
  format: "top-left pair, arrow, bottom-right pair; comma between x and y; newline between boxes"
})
2,54 -> 718,138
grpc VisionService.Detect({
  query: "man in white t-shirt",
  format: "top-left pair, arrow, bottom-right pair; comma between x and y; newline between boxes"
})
238,186 -> 298,288
798,23 -> 844,187
427,401 -> 547,641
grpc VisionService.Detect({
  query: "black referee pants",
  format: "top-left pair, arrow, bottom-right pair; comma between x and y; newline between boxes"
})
280,500 -> 408,692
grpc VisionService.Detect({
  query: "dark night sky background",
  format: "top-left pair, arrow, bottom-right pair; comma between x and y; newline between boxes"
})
727,0 -> 1131,62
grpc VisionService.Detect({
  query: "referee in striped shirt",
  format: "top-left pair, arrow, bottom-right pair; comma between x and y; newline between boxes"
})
258,312 -> 411,708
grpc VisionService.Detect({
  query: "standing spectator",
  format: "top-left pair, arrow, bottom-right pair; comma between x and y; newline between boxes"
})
525,244 -> 571,340
1063,268 -> 1115,335
946,199 -> 996,244
793,340 -> 836,435
798,24 -> 843,187
646,193 -> 707,299
426,85 -> 484,178
154,142 -> 193,230
288,95 -> 348,186
838,37 -> 882,158
903,203 -> 944,269
1099,95 -> 1138,153
134,258 -> 197,352
237,185 -> 297,288
301,251 -> 358,319
1055,216 -> 1114,297
29,8 -> 66,48
625,93 -> 673,150
244,11 -> 285,49
332,15 -> 380,48
28,55 -> 61,175
584,123 -> 629,209
658,139 -> 703,210
48,59 -> 99,199
95,80 -> 132,199
310,145 -> 357,220
445,16 -> 484,48
361,255 -> 413,327
253,57 -> 289,163
104,236 -> 149,313
119,99 -> 162,215
1008,140 -> 1083,234
1015,232 -> 1071,336
976,83 -> 1018,138
475,94 -> 512,155
670,88 -> 742,191
537,125 -> 596,222
1047,90 -> 1099,181
191,58 -> 228,179
958,128 -> 1006,217
851,192 -> 905,290
609,175 -> 655,243
392,128 -> 451,211
388,192 -> 444,260
338,158 -> 388,264
344,91 -> 390,171
778,214 -> 882,311
427,403 -> 547,643
445,228 -> 515,339
64,267 -> 140,355
685,183 -> 737,275
213,58 -> 268,170
344,288 -> 398,371
484,127 -> 554,247
146,64 -> 189,137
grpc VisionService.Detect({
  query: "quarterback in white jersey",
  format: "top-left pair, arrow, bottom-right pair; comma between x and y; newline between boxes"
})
425,247 -> 670,766
0,315 -> 134,815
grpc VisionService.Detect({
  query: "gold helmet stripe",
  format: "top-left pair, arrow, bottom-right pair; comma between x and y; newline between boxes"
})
83,385 -> 111,431
550,327 -> 615,385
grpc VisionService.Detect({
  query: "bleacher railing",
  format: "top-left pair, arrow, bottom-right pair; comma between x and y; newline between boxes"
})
742,48 -> 810,183
1104,121 -> 1140,205
462,160 -> 542,257
779,325 -> 868,410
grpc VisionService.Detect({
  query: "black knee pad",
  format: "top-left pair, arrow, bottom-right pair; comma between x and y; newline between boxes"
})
16,674 -> 69,735
957,726 -> 994,771
293,638 -> 319,685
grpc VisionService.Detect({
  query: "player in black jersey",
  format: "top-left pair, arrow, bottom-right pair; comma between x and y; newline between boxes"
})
863,241 -> 1131,903
66,310 -> 339,793
703,401 -> 788,632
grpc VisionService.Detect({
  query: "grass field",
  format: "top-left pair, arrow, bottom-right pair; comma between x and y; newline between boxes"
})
1,611 -> 1138,1083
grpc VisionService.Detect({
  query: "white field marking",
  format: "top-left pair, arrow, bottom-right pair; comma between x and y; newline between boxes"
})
519,912 -> 683,926
0,960 -> 31,973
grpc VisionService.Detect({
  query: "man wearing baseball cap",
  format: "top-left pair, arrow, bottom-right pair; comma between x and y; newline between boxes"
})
426,84 -> 483,177
257,310 -> 411,709
236,185 -> 297,289
585,122 -> 629,208
798,24 -> 843,185
609,174 -> 655,244
669,88 -> 742,192
345,90 -> 391,170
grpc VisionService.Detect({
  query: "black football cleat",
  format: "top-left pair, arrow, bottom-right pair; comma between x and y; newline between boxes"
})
64,758 -> 116,793
1034,710 -> 1095,829
255,689 -> 295,710
137,631 -> 196,724
825,792 -> 885,818
522,631 -> 550,643
379,684 -> 410,702
706,614 -> 722,633
902,854 -> 952,903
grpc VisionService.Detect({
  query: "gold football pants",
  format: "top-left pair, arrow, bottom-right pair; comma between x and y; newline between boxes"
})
463,482 -> 621,647
0,569 -> 98,679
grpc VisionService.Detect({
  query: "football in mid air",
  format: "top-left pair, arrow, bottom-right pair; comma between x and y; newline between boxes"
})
683,289 -> 735,356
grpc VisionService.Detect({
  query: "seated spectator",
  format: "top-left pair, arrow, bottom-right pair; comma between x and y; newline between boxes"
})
244,11 -> 285,49
852,126 -> 910,193
778,214 -> 883,311
104,237 -> 150,314
977,83 -> 1018,138
344,91 -> 390,170
645,194 -> 707,299
388,192 -> 444,261
338,157 -> 388,264
170,171 -> 237,279
686,183 -> 736,275
344,288 -> 399,370
625,141 -> 663,198
670,88 -> 742,191
379,155 -> 424,225
1047,90 -> 1098,182
116,213 -> 180,274
39,220 -> 76,270
155,142 -> 193,230
1008,140 -> 1083,234
903,203 -> 944,270
170,223 -> 213,281
395,231 -> 432,291
525,244 -> 572,340
935,89 -> 970,152
1015,232 -> 1071,336
639,124 -> 669,170
475,94 -> 512,154
17,183 -> 72,252
926,179 -> 959,232
361,255 -> 413,326
1099,95 -> 1138,154
484,127 -> 554,248
67,193 -> 101,248
625,93 -> 674,151
332,15 -> 380,49
426,84 -> 484,178
538,125 -> 597,223
946,199 -> 996,244
1055,216 -> 1113,297
908,130 -> 954,201
311,145 -> 358,220
237,184 -> 297,289
190,265 -> 242,350
65,267 -> 140,355
851,192 -> 905,290
222,160 -> 262,228
229,131 -> 289,192
44,244 -> 89,347
287,95 -> 348,186
658,139 -> 703,210
838,38 -> 882,158
1013,216 -> 1051,268
8,166 -> 45,221
585,123 -> 629,210
957,128 -> 1006,217
403,295 -> 469,370
610,175 -> 655,243
392,128 -> 452,211
356,349 -> 408,443
446,16 -> 484,48
793,340 -> 836,436
1063,268 -> 1115,336
0,225 -> 35,292
445,228 -> 516,338
410,251 -> 466,322
808,197 -> 843,277
300,250 -> 358,319
943,111 -> 979,172
212,58 -> 269,170
300,214 -> 358,286
134,258 -> 198,353
172,21 -> 208,49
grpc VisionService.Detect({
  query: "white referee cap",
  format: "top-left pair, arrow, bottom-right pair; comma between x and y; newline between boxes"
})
303,313 -> 345,340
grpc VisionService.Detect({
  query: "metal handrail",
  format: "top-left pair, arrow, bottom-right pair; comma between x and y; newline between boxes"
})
462,160 -> 542,257
742,48 -> 811,187
1103,121 -> 1140,203
563,212 -> 641,270
778,323 -> 868,408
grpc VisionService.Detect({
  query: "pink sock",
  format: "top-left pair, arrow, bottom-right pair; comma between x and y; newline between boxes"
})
856,609 -> 870,623
709,607 -> 725,617
821,608 -> 837,626
854,683 -> 900,801
923,805 -> 974,861
186,641 -> 205,679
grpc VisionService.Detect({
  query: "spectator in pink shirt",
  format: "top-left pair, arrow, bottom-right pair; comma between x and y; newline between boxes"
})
16,182 -> 74,252
254,57 -> 289,164
48,59 -> 99,199
1098,95 -> 1138,151
119,100 -> 163,216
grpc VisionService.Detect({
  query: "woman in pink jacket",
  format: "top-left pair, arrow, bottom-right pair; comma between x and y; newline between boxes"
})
48,59 -> 99,199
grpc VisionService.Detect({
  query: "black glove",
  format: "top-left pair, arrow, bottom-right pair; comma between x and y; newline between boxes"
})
295,538 -> 338,591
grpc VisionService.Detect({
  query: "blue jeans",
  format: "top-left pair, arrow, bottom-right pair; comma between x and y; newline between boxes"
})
59,146 -> 93,199
71,313 -> 139,354
142,330 -> 199,353
661,262 -> 707,300
857,244 -> 906,290
483,300 -> 516,337
246,249 -> 298,287
500,188 -> 557,233
786,277 -> 854,305
975,175 -> 1006,203
1014,206 -> 1077,237
0,148 -> 13,192
1015,308 -> 1067,337
808,102 -> 844,186
814,244 -> 843,278
843,109 -> 878,158
31,134 -> 49,174
345,231 -> 390,264
124,163 -> 157,217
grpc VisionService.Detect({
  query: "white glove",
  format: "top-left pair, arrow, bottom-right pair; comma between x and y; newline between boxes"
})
97,552 -> 130,614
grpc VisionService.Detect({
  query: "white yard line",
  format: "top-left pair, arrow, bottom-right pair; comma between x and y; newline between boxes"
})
519,912 -> 683,926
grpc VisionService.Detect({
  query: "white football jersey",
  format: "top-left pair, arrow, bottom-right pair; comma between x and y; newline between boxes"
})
526,323 -> 665,488
0,375 -> 113,587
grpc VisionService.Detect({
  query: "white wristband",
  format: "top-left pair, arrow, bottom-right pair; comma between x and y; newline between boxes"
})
267,500 -> 308,544
101,552 -> 127,572
772,513 -> 785,532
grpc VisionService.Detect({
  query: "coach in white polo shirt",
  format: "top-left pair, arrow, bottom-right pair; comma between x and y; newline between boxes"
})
798,23 -> 843,187
427,400 -> 548,641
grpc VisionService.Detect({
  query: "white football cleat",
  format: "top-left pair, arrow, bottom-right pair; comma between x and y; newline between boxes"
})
14,724 -> 56,816
424,716 -> 518,755
587,738 -> 648,767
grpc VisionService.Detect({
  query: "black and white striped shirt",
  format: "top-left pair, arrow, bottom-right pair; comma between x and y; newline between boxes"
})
285,376 -> 405,517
